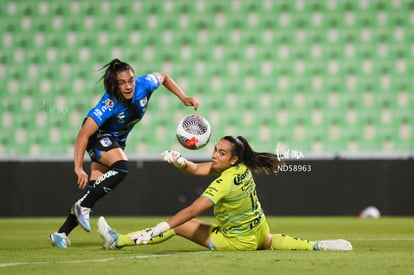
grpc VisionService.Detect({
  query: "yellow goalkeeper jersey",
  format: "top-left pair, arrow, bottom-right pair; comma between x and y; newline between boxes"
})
202,163 -> 265,237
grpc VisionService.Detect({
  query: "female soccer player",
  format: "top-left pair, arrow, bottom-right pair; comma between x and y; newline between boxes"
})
98,136 -> 352,251
49,58 -> 199,248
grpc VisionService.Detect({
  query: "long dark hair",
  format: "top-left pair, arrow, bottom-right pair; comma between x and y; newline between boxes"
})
99,58 -> 135,102
222,136 -> 284,175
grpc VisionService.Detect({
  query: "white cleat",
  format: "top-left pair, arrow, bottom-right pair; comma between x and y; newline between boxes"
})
315,239 -> 353,251
97,216 -> 120,250
73,200 -> 91,232
49,232 -> 71,248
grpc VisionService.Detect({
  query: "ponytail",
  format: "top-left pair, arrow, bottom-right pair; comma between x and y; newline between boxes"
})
99,58 -> 135,102
222,136 -> 284,175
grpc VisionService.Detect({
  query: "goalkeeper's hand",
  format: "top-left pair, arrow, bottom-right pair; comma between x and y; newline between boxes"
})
162,150 -> 187,168
130,222 -> 170,245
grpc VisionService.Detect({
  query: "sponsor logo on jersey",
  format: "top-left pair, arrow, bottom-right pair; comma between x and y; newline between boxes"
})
117,112 -> 125,124
99,137 -> 112,147
93,108 -> 103,121
233,169 -> 250,185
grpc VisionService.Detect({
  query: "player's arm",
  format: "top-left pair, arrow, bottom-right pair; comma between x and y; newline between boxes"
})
166,196 -> 212,227
182,160 -> 219,176
131,196 -> 213,244
156,72 -> 199,110
74,117 -> 99,189
162,150 -> 219,176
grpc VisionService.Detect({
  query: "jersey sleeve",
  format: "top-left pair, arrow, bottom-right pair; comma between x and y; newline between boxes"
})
86,93 -> 115,127
201,175 -> 232,205
139,73 -> 163,92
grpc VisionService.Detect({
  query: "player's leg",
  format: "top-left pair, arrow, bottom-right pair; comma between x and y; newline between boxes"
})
98,216 -> 177,249
74,148 -> 129,231
82,133 -> 129,209
79,153 -> 128,208
269,233 -> 315,250
173,219 -> 212,248
264,233 -> 352,251
99,218 -> 212,250
49,164 -> 106,248
50,135 -> 128,247
118,219 -> 211,248
120,229 -> 177,246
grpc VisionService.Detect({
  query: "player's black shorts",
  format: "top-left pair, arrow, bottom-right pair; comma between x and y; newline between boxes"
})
86,131 -> 126,162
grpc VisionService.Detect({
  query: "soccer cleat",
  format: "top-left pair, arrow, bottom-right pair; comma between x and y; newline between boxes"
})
73,200 -> 92,232
97,216 -> 120,250
314,239 -> 353,251
49,232 -> 71,248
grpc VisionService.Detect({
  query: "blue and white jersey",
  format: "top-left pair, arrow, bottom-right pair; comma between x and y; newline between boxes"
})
86,73 -> 162,143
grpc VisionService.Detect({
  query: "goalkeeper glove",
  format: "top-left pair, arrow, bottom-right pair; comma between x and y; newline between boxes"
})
161,150 -> 187,168
130,221 -> 170,245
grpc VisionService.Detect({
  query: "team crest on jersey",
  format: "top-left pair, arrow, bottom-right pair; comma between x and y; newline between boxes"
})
99,137 -> 112,147
105,99 -> 114,108
140,97 -> 148,107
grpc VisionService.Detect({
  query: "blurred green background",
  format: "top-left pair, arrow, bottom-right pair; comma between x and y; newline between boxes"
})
1,0 -> 413,158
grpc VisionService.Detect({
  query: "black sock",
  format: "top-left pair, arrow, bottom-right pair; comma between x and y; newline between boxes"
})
58,213 -> 78,235
56,180 -> 96,235
80,160 -> 129,209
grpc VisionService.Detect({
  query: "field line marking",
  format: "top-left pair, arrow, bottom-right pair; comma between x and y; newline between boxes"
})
2,239 -> 414,268
0,251 -> 211,268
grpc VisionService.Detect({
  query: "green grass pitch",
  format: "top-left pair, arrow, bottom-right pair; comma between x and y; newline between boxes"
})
0,217 -> 413,275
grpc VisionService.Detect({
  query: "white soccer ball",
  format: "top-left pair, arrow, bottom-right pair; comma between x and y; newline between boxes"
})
176,114 -> 211,150
359,206 -> 381,219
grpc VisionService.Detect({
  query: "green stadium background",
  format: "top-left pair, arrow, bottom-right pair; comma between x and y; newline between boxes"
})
1,0 -> 413,159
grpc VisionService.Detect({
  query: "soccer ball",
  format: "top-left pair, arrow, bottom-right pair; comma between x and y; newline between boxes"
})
359,206 -> 381,219
176,114 -> 211,150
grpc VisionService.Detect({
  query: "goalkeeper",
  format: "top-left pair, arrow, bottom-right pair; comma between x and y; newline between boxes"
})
98,136 -> 352,251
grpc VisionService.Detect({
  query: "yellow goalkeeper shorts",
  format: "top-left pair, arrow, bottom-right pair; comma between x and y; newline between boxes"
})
208,219 -> 270,251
